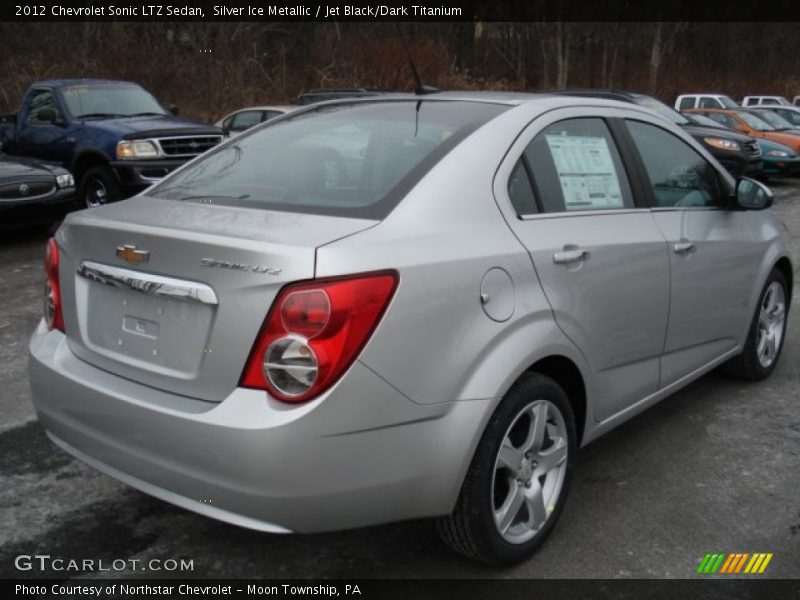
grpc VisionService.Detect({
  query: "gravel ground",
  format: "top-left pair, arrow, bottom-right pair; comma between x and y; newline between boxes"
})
1,183 -> 799,580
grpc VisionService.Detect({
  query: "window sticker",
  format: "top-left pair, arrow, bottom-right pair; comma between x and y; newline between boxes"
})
545,134 -> 624,210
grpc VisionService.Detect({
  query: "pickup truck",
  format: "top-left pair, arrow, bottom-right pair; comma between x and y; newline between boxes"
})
0,79 -> 222,208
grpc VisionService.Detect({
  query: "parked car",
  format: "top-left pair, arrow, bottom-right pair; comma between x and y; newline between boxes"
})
765,105 -> 800,127
752,106 -> 800,129
683,112 -> 800,178
742,95 -> 792,107
688,108 -> 800,153
748,108 -> 800,135
0,79 -> 222,208
756,138 -> 800,178
215,105 -> 298,137
29,93 -> 791,566
675,93 -> 739,110
0,152 -> 75,229
556,90 -> 761,176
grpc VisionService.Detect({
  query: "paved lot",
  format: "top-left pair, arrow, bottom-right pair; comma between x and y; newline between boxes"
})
1,184 -> 799,580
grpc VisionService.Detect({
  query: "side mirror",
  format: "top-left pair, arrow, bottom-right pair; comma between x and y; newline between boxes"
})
735,177 -> 773,210
169,104 -> 179,116
38,108 -> 58,123
221,123 -> 231,136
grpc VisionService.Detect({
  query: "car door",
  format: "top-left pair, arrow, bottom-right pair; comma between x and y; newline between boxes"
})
622,117 -> 763,386
495,109 -> 670,422
15,88 -> 75,163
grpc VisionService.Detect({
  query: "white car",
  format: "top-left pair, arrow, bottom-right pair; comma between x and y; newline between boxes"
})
675,94 -> 739,111
742,96 -> 792,107
215,105 -> 298,137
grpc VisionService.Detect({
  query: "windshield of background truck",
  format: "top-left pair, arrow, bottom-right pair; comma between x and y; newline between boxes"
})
60,84 -> 168,118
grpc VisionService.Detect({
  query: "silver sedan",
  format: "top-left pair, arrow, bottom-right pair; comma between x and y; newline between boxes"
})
29,93 -> 791,565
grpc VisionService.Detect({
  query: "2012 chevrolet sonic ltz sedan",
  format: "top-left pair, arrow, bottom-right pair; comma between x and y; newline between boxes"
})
29,93 -> 792,565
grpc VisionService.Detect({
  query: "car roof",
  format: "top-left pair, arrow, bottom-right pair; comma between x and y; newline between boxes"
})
225,105 -> 297,113
33,79 -> 138,88
307,90 -> 648,109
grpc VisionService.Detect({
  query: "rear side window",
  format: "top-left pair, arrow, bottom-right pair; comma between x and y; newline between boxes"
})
508,160 -> 538,215
149,101 -> 507,219
25,89 -> 60,125
230,110 -> 263,132
523,118 -> 634,213
678,97 -> 695,111
626,120 -> 723,208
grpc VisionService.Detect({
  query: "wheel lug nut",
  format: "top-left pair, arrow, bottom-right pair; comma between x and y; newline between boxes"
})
524,451 -> 532,459
525,480 -> 532,488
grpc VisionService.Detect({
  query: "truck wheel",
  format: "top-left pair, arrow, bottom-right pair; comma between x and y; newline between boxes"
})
438,373 -> 576,565
80,165 -> 120,208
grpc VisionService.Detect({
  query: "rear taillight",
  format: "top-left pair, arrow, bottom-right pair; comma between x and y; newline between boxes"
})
240,271 -> 398,403
44,237 -> 64,332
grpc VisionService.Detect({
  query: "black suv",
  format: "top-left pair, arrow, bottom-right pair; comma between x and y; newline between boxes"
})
553,90 -> 763,178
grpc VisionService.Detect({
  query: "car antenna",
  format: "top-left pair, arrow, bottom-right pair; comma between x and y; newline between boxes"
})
395,23 -> 439,96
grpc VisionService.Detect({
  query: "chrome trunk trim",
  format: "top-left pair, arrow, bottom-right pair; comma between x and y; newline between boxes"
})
77,261 -> 218,305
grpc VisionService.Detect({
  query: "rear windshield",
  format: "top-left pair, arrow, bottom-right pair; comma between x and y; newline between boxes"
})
148,100 -> 508,219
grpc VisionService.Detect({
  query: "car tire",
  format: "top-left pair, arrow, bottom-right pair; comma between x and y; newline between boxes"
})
79,165 -> 120,209
438,373 -> 576,565
722,268 -> 789,381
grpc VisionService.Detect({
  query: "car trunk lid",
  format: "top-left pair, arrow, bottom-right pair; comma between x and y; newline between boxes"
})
56,196 -> 376,401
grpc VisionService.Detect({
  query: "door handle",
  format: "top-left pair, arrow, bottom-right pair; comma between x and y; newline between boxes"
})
673,241 -> 696,255
553,249 -> 588,264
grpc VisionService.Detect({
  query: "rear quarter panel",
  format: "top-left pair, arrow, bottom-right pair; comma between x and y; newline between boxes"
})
315,100 -> 592,408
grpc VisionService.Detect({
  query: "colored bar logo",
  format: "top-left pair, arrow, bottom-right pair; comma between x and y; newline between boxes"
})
696,552 -> 773,574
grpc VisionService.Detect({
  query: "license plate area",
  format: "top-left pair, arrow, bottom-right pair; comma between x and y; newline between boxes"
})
75,261 -> 216,377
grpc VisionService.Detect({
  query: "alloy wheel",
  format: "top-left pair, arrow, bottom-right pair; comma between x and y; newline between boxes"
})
491,399 -> 568,544
756,281 -> 786,368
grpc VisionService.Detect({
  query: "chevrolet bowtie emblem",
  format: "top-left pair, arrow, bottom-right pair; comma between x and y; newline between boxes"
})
116,244 -> 150,264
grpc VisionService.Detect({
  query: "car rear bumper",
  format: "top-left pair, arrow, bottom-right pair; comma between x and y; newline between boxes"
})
28,322 -> 489,533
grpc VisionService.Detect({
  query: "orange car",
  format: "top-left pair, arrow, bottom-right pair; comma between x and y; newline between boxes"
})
687,108 -> 800,152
